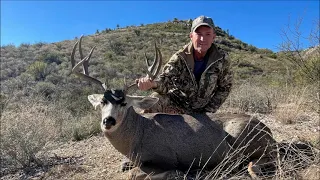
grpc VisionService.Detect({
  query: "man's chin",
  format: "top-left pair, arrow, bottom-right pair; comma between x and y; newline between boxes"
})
196,47 -> 208,53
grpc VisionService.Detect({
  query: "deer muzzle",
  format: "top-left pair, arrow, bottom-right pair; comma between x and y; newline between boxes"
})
103,117 -> 116,129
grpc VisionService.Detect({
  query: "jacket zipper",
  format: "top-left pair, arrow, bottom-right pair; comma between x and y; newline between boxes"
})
177,54 -> 197,88
202,56 -> 224,75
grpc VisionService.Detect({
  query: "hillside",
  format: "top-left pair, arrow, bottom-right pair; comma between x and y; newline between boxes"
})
0,19 -> 280,86
1,19 -> 319,180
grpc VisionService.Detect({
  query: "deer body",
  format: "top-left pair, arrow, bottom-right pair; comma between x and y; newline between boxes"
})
108,106 -> 231,171
88,92 -> 275,175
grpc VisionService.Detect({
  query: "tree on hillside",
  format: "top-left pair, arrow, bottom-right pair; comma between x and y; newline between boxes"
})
278,16 -> 320,84
173,18 -> 179,24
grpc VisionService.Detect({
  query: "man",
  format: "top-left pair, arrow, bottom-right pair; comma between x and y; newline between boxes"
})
137,15 -> 233,114
121,16 -> 234,174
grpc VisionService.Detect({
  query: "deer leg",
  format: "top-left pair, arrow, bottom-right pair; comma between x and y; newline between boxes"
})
249,157 -> 276,177
129,165 -> 184,180
120,156 -> 136,172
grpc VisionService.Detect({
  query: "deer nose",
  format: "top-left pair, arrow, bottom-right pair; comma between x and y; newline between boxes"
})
103,117 -> 116,129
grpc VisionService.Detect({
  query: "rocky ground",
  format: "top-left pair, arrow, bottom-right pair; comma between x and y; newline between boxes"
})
1,113 -> 319,180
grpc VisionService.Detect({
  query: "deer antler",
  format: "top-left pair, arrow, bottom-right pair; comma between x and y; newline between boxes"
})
145,42 -> 162,80
70,35 -> 107,90
71,35 -> 162,93
124,42 -> 162,92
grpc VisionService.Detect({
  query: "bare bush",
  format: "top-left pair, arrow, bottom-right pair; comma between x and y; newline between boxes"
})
221,82 -> 274,114
0,95 -> 101,173
1,96 -> 59,170
272,142 -> 319,180
271,85 -> 318,124
278,16 -> 320,83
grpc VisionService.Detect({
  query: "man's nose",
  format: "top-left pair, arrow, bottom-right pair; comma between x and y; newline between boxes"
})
200,36 -> 204,41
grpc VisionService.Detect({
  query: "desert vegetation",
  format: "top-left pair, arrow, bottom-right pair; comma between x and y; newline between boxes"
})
1,17 -> 319,179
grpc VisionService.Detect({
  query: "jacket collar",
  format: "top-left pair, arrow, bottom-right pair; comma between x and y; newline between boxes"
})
185,41 -> 193,55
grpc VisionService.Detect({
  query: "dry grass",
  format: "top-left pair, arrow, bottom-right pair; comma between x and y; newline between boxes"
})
221,83 -> 318,124
1,96 -> 59,171
221,82 -> 273,114
272,141 -> 320,180
271,85 -> 318,124
0,95 -> 101,174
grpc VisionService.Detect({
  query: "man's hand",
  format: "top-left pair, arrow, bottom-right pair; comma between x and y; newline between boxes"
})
136,76 -> 157,91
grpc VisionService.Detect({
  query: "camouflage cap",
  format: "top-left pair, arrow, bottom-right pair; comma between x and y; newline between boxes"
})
191,15 -> 215,32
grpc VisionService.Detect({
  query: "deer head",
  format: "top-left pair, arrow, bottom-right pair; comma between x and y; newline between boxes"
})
70,35 -> 162,131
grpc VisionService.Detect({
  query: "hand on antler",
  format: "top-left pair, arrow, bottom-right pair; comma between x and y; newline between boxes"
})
136,76 -> 158,91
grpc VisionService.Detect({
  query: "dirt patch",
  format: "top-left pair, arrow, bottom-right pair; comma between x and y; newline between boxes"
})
1,134 -> 129,180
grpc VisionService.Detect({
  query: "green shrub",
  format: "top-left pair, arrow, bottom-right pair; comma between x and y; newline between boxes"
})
297,56 -> 320,84
247,45 -> 257,52
26,61 -> 48,81
33,42 -> 47,49
34,81 -> 56,98
70,113 -> 101,141
109,40 -> 125,55
38,52 -> 62,64
134,29 -> 141,36
257,48 -> 274,54
267,53 -> 277,59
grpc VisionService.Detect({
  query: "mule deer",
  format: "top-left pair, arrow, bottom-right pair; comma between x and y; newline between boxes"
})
70,35 -> 276,179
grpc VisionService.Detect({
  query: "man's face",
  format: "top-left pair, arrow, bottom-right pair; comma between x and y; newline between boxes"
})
190,26 -> 215,55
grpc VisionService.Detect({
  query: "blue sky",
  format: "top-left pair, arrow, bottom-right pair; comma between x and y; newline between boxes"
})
1,1 -> 319,52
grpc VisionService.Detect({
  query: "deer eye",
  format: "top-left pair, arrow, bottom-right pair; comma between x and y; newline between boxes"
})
120,102 -> 127,107
101,101 -> 108,105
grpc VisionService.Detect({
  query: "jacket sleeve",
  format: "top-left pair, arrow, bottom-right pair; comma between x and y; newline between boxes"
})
204,54 -> 233,113
152,54 -> 184,94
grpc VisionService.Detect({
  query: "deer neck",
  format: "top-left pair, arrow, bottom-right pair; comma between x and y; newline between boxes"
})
104,106 -> 143,156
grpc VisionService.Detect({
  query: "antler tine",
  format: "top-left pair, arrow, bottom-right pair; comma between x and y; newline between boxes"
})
144,42 -> 162,80
123,76 -> 136,94
71,39 -> 79,68
124,83 -> 137,94
152,43 -> 162,80
78,35 -> 89,75
70,35 -> 106,91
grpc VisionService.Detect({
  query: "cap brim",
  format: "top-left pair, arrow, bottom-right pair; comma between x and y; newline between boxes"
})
192,23 -> 214,32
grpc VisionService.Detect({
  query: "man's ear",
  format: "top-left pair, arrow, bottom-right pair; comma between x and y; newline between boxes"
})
126,95 -> 159,110
88,94 -> 104,110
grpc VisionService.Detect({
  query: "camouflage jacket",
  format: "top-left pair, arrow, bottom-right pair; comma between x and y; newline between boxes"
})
153,42 -> 233,113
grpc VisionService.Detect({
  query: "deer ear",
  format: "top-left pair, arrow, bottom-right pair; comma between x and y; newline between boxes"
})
88,94 -> 104,110
127,96 -> 159,110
